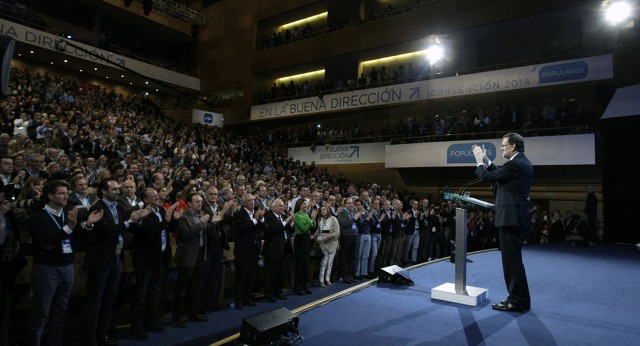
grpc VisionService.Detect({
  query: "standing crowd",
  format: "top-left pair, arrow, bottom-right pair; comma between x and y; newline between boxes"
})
0,68 -> 593,345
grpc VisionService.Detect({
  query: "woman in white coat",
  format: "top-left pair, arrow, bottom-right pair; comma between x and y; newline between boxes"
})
316,205 -> 340,286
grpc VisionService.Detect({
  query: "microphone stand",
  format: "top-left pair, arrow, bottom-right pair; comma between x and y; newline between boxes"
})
459,178 -> 482,197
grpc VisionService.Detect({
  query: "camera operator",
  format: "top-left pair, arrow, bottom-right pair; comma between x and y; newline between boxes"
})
0,156 -> 26,199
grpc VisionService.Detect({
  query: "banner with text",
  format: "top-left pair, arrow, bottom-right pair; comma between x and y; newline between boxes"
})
288,142 -> 389,165
0,19 -> 200,91
251,55 -> 612,120
192,109 -> 224,127
385,134 -> 595,168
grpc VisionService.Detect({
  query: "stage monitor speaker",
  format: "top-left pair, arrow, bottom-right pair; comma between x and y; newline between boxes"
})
0,35 -> 15,97
240,306 -> 300,345
379,265 -> 414,286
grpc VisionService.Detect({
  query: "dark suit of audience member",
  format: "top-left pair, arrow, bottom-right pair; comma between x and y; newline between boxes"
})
473,133 -> 533,312
172,193 -> 209,327
83,178 -> 147,346
389,200 -> 405,266
129,188 -> 171,340
261,199 -> 292,302
232,193 -> 265,309
67,185 -> 98,218
25,180 -> 97,346
200,187 -> 228,311
338,198 -> 360,284
376,201 -> 395,268
117,180 -> 143,249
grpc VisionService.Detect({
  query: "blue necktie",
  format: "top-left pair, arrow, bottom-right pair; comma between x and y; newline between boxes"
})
109,203 -> 119,224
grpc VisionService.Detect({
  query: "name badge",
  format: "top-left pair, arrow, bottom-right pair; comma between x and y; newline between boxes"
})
118,234 -> 124,244
161,230 -> 167,251
316,234 -> 323,241
61,239 -> 73,254
352,223 -> 357,230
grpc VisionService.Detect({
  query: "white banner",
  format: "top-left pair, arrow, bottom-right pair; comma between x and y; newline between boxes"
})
385,134 -> 595,168
0,19 -> 200,91
288,142 -> 389,164
251,55 -> 612,120
192,109 -> 224,127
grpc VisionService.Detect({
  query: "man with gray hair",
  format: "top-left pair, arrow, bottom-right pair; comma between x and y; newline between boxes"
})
261,198 -> 293,302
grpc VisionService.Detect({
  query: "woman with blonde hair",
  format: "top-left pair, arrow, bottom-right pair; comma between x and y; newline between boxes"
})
316,205 -> 340,287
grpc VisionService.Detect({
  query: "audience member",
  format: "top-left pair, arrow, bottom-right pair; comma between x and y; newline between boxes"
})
292,199 -> 317,295
261,198 -> 292,301
25,180 -> 101,346
172,192 -> 210,327
232,193 -> 264,309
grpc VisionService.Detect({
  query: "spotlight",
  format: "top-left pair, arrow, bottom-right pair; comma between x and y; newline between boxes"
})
143,0 -> 153,15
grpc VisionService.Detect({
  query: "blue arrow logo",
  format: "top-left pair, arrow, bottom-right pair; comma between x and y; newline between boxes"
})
349,146 -> 360,158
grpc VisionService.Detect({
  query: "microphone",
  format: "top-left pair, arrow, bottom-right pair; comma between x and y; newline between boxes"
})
459,178 -> 482,196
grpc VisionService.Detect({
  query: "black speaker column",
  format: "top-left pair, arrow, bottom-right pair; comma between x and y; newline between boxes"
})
0,35 -> 15,97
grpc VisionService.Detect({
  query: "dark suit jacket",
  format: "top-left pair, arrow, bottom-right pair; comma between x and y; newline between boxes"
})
67,192 -> 98,222
390,209 -> 404,238
475,152 -> 533,229
379,209 -> 395,239
84,199 -> 126,272
131,206 -> 171,269
117,195 -> 142,220
174,208 -> 207,268
201,198 -> 228,252
261,211 -> 291,260
233,208 -> 262,258
405,209 -> 425,235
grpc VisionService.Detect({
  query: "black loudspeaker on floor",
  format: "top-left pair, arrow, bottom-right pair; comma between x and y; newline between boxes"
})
379,265 -> 414,286
239,306 -> 301,345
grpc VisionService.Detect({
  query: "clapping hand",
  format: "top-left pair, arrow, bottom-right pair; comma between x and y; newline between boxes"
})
212,213 -> 223,223
200,213 -> 211,224
131,207 -> 152,222
471,144 -> 488,165
87,209 -> 105,226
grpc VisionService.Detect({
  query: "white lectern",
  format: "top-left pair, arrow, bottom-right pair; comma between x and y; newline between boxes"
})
431,192 -> 493,306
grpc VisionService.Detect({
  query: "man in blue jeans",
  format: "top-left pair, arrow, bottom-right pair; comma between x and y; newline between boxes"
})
26,180 -> 102,346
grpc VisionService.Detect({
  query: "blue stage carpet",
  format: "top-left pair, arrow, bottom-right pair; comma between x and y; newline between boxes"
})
117,242 -> 640,346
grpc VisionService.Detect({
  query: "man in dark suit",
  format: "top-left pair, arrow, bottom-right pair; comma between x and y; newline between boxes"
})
200,186 -> 228,311
67,175 -> 98,223
129,187 -> 172,340
473,132 -> 533,313
82,177 -> 150,346
23,153 -> 49,181
172,192 -> 210,327
232,193 -> 265,309
261,198 -> 292,302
